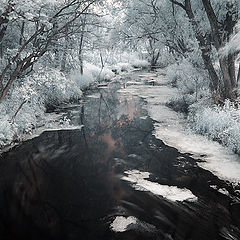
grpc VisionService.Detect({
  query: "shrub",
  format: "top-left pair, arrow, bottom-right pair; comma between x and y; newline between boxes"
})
188,100 -> 240,154
0,68 -> 83,146
166,60 -> 209,95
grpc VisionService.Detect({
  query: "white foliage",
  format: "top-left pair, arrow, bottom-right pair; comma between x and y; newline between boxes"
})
220,20 -> 240,56
111,62 -> 133,74
70,62 -> 115,89
166,60 -> 209,95
0,68 -> 83,146
0,116 -> 17,146
33,69 -> 82,105
188,101 -> 240,154
131,59 -> 149,68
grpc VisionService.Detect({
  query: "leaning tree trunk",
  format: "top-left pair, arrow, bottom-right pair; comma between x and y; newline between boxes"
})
78,17 -> 86,75
237,63 -> 240,86
202,0 -> 237,99
228,54 -> 236,88
79,32 -> 84,75
184,0 -> 221,93
171,0 -> 220,93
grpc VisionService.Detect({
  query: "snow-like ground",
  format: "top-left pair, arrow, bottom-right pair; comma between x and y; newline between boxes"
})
119,71 -> 240,183
122,170 -> 197,202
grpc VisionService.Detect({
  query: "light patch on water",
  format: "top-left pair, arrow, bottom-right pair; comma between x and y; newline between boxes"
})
121,72 -> 240,183
218,188 -> 229,196
110,215 -> 156,233
122,170 -> 197,202
210,185 -> 218,190
210,185 -> 229,196
110,216 -> 137,232
128,154 -> 139,158
86,93 -> 101,99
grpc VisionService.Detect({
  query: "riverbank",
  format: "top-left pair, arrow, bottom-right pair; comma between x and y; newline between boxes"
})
165,63 -> 240,155
119,69 -> 240,183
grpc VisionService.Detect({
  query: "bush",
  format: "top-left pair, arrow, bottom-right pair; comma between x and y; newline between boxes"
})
70,62 -> 115,89
166,60 -> 209,95
0,68 -> 83,147
188,100 -> 240,154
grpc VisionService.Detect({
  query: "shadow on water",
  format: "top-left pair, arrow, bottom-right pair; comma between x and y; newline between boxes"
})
0,74 -> 240,239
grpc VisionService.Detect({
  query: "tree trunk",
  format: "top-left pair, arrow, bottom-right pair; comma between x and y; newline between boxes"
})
237,63 -> 240,85
202,0 -> 236,99
0,62 -> 24,102
79,37 -> 84,75
19,21 -> 25,46
149,39 -> 160,68
61,26 -> 69,72
228,54 -> 236,88
183,0 -> 220,93
201,0 -> 221,49
79,23 -> 85,75
201,48 -> 220,92
219,58 -> 235,99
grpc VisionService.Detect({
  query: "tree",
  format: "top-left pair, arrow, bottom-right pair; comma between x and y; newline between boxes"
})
170,0 -> 240,99
221,20 -> 240,84
0,0 -> 99,102
117,0 -> 163,68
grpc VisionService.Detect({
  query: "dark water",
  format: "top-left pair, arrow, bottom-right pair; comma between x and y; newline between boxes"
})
0,74 -> 240,240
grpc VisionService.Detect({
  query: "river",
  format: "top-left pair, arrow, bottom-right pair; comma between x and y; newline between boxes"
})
0,70 -> 239,240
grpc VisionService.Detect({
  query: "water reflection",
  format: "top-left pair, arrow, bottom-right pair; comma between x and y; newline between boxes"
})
0,76 -> 239,239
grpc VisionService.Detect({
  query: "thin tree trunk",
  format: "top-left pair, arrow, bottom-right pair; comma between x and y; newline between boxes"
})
228,54 -> 236,88
11,100 -> 27,123
19,21 -> 25,46
61,26 -> 69,72
79,26 -> 85,75
201,0 -> 221,49
100,52 -> 104,69
201,49 -> 220,92
0,62 -> 24,102
237,63 -> 240,85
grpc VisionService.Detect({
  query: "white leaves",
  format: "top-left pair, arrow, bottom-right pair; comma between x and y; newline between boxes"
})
189,101 -> 240,154
220,20 -> 240,57
0,67 -> 83,146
